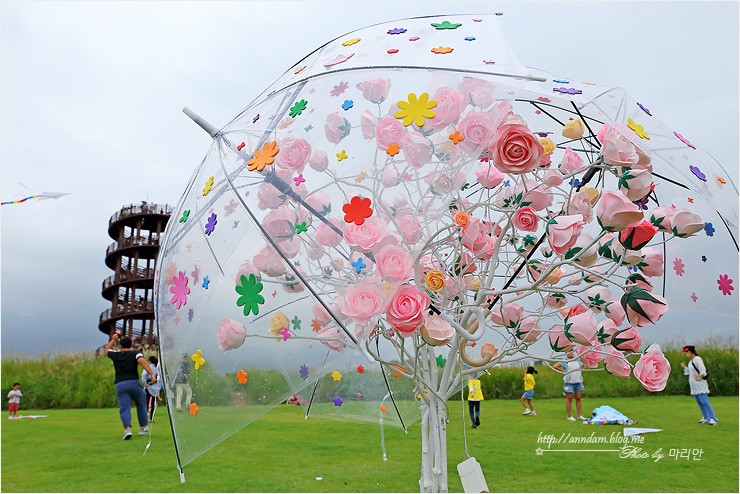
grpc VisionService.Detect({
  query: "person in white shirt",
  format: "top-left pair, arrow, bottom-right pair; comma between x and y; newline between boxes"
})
7,383 -> 22,419
141,356 -> 162,423
553,351 -> 587,422
681,345 -> 717,425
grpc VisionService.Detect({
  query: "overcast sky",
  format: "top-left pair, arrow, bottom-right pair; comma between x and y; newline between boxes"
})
1,1 -> 738,356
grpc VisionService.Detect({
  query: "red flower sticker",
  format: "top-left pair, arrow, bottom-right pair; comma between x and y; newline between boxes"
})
717,274 -> 734,296
342,196 -> 373,225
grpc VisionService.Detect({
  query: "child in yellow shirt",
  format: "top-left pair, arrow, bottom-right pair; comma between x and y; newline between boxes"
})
467,373 -> 484,428
520,366 -> 537,416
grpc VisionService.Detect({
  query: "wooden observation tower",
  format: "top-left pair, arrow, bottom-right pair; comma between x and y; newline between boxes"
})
99,202 -> 173,345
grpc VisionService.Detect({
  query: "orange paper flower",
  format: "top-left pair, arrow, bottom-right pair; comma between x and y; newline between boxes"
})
247,141 -> 279,172
386,143 -> 400,156
454,211 -> 470,226
189,403 -> 199,416
425,270 -> 445,292
448,130 -> 465,144
236,369 -> 248,385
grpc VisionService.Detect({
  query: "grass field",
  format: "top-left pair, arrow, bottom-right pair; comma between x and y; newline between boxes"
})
1,396 -> 737,492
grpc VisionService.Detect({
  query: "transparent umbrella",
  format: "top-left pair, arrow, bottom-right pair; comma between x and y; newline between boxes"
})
155,13 -> 738,492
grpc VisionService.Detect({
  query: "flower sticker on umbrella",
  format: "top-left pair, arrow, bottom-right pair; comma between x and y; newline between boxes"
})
247,141 -> 279,172
299,364 -> 309,380
235,273 -> 265,316
356,365 -> 365,374
717,274 -> 734,296
332,396 -> 344,407
204,213 -> 217,235
289,99 -> 308,117
394,92 -> 437,127
431,20 -> 462,29
342,196 -> 373,225
279,327 -> 291,341
202,176 -> 214,196
330,81 -> 349,97
331,370 -> 342,381
673,257 -> 685,276
189,403 -> 199,416
170,271 -> 190,309
179,210 -> 190,223
236,369 -> 248,385
191,350 -> 205,370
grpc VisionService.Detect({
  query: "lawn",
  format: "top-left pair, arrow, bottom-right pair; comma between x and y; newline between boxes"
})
1,396 -> 737,492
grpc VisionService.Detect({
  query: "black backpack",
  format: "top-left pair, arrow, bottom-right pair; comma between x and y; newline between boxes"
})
691,360 -> 709,380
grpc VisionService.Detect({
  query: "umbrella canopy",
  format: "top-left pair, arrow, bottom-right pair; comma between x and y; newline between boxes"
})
155,13 -> 738,483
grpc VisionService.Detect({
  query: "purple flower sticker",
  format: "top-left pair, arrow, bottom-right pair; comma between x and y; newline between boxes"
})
187,308 -> 194,322
332,396 -> 344,407
387,27 -> 407,35
689,165 -> 706,182
299,364 -> 309,380
674,131 -> 696,149
553,87 -> 582,95
205,213 -> 217,235
252,114 -> 260,123
637,102 -> 652,116
322,267 -> 333,278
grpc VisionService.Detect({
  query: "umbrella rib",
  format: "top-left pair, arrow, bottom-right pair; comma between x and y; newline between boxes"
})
304,349 -> 332,419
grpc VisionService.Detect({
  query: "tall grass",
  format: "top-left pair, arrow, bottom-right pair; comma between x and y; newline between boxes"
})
2,344 -> 737,409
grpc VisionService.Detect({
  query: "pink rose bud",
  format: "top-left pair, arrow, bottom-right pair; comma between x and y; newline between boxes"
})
428,86 -> 465,129
490,302 -> 524,328
611,326 -> 643,354
620,287 -> 669,327
360,111 -> 379,140
638,248 -> 664,277
324,112 -> 351,144
546,293 -> 567,309
488,123 -> 544,174
546,214 -> 584,254
420,314 -> 454,346
585,286 -> 612,313
603,346 -> 631,378
559,147 -> 584,174
386,285 -> 430,336
480,342 -> 499,359
619,220 -> 658,250
218,318 -> 247,351
577,344 -> 604,368
618,168 -> 654,202
633,343 -> 671,392
596,190 -> 644,232
648,205 -> 676,232
375,115 -> 407,150
601,126 -> 639,167
512,206 -> 540,232
548,324 -> 574,352
603,300 -> 626,326
515,179 -> 553,211
595,318 -> 619,344
308,150 -> 329,172
543,169 -> 564,186
670,208 -> 704,237
475,165 -> 505,188
564,311 -> 597,346
564,232 -> 598,267
515,316 -> 541,343
317,325 -> 347,352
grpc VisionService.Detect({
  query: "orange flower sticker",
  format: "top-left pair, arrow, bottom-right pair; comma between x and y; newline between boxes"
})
189,403 -> 199,416
448,130 -> 464,145
236,369 -> 248,385
380,404 -> 387,413
392,365 -> 406,379
431,46 -> 454,54
454,211 -> 470,226
342,196 -> 373,225
247,141 -> 279,172
294,65 -> 307,75
718,176 -> 727,184
386,143 -> 400,156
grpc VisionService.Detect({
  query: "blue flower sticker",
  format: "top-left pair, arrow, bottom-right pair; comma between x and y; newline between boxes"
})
341,99 -> 353,111
202,276 -> 210,289
351,257 -> 367,273
704,222 -> 715,237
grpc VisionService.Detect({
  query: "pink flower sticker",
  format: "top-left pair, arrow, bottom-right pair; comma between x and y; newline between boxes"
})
673,257 -> 685,276
674,131 -> 696,149
717,274 -> 734,296
323,53 -> 354,69
169,271 -> 190,309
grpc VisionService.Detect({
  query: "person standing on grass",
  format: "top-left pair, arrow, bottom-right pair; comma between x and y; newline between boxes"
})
105,332 -> 157,440
681,345 -> 718,426
174,354 -> 193,412
553,351 -> 587,422
467,373 -> 484,428
520,366 -> 537,416
141,356 -> 161,423
7,383 -> 22,419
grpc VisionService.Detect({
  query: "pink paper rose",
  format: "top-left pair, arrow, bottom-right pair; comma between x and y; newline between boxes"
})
559,147 -> 584,174
402,130 -> 433,169
546,214 -> 584,254
341,277 -> 388,325
218,318 -> 247,351
456,111 -> 499,154
475,165 -> 504,188
601,125 -> 639,167
324,112 -> 351,144
234,260 -> 259,284
595,318 -> 619,344
253,246 -> 287,277
396,214 -> 423,244
611,326 -> 643,354
548,324 -> 574,352
317,325 -> 347,352
565,233 -> 598,267
488,123 -> 544,175
603,346 -> 631,377
567,192 -> 594,223
357,78 -> 391,104
458,77 -> 496,108
670,209 -> 704,237
543,169 -> 564,186
546,293 -> 568,309
461,218 -> 497,256
428,86 -> 465,129
386,285 -> 430,336
596,190 -> 644,232
512,206 -> 539,232
257,181 -> 284,210
515,179 -> 552,211
308,150 -> 329,172
344,216 -> 390,252
620,287 -> 669,327
577,344 -> 604,368
564,311 -> 597,346
649,205 -> 676,233
638,248 -> 664,277
375,244 -> 413,284
633,343 -> 671,392
420,314 -> 454,346
604,300 -> 626,326
480,342 -> 499,359
375,115 -> 407,150
360,111 -> 379,140
275,138 -> 311,173
380,166 -> 400,187
314,217 -> 344,247
619,220 -> 658,251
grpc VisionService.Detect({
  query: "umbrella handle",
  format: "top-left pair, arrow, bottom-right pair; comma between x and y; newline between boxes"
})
438,308 -> 486,341
182,107 -> 219,138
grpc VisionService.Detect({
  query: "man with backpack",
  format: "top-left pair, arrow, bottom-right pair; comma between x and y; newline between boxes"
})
680,345 -> 717,426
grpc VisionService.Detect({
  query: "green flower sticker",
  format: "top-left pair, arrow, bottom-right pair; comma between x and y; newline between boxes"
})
236,274 -> 265,316
289,99 -> 308,118
431,21 -> 462,30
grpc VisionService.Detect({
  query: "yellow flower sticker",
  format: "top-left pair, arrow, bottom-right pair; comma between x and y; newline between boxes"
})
191,349 -> 205,370
627,118 -> 650,140
342,38 -> 361,47
331,370 -> 342,381
336,150 -> 348,161
394,92 -> 437,127
202,176 -> 214,196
